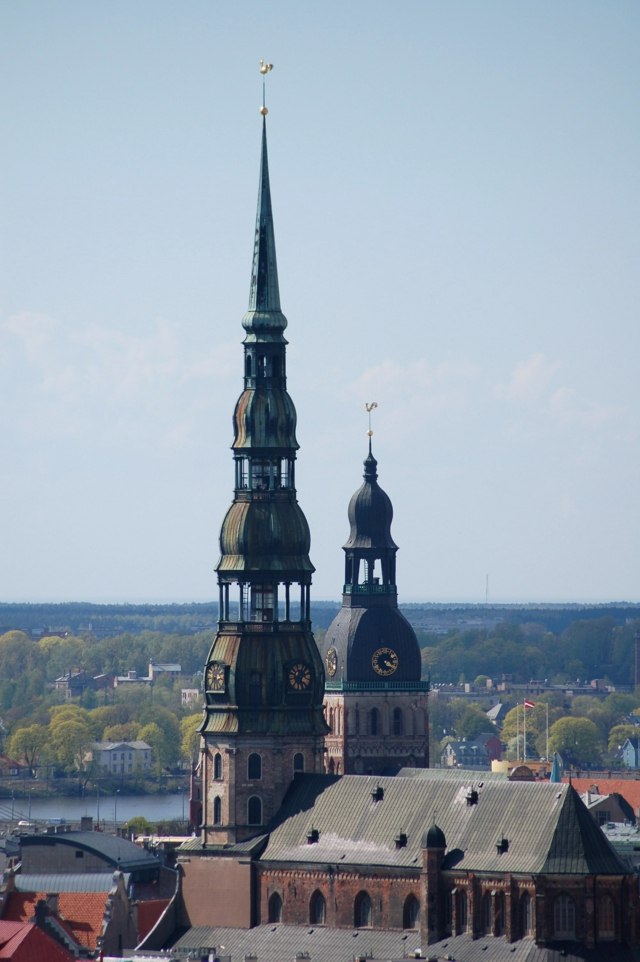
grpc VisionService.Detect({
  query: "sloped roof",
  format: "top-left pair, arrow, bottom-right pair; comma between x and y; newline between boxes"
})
565,776 -> 640,817
19,832 -> 159,873
259,772 -> 626,875
171,924 -> 640,962
14,873 -> 124,893
0,920 -> 73,961
2,891 -> 107,951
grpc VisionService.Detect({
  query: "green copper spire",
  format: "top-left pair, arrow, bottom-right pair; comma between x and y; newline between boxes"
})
243,118 -> 288,338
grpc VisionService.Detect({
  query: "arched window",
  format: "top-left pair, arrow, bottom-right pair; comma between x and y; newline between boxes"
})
245,354 -> 252,378
456,890 -> 468,934
354,707 -> 360,735
403,894 -> 420,930
354,891 -> 372,928
554,894 -> 576,939
328,758 -> 335,774
495,891 -> 505,936
293,752 -> 304,774
520,892 -> 533,937
248,753 -> 262,780
597,895 -> 615,940
213,752 -> 222,780
482,891 -> 492,935
309,890 -> 326,925
268,892 -> 282,924
370,708 -> 379,735
247,795 -> 262,826
393,707 -> 404,736
213,796 -> 221,825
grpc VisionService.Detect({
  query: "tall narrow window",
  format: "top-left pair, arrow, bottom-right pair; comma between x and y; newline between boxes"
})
554,894 -> 575,939
370,708 -> 379,735
248,753 -> 262,780
247,795 -> 262,826
520,892 -> 532,937
403,895 -> 420,930
293,752 -> 304,774
213,796 -> 221,824
597,895 -> 615,940
495,891 -> 505,936
482,892 -> 492,935
309,890 -> 326,925
393,707 -> 404,736
456,890 -> 468,934
354,891 -> 372,928
268,892 -> 282,923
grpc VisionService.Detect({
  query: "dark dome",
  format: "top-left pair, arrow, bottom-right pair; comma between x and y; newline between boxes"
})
344,449 -> 397,552
217,500 -> 314,576
323,605 -> 421,683
422,823 -> 446,850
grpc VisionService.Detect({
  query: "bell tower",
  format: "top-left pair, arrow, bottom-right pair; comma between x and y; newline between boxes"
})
321,420 -> 429,775
198,108 -> 327,846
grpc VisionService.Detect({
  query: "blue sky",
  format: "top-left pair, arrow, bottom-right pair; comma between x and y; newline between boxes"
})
1,1 -> 639,604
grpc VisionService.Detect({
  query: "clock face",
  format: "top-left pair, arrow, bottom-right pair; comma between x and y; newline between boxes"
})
325,646 -> 338,677
371,646 -> 399,677
205,661 -> 226,692
288,661 -> 312,691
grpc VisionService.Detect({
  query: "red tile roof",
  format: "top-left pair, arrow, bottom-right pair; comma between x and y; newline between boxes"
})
0,920 -> 73,961
563,776 -> 640,817
2,891 -> 107,951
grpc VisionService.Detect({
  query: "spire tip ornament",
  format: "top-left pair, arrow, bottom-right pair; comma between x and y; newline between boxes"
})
259,60 -> 274,116
365,401 -> 378,438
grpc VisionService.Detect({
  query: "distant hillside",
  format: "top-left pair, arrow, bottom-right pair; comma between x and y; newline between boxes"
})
1,600 -> 637,638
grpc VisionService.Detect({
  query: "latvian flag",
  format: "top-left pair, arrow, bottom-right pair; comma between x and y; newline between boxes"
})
524,699 -> 535,709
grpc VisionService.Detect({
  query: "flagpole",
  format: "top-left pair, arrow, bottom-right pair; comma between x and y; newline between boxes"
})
523,699 -> 527,762
546,702 -> 549,763
516,705 -> 520,762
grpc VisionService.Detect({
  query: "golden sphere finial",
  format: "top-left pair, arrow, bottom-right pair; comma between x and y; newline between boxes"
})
259,105 -> 269,116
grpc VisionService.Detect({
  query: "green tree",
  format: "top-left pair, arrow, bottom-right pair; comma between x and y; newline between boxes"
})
6,724 -> 49,776
548,716 -> 602,767
49,718 -> 93,773
180,714 -> 201,763
608,724 -> 640,755
103,723 -> 141,742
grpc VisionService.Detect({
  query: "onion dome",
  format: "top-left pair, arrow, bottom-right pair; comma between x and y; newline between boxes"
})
344,442 -> 398,553
422,823 -> 447,850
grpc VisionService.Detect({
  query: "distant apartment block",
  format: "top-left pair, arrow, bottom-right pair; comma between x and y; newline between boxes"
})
88,740 -> 152,775
114,660 -> 182,688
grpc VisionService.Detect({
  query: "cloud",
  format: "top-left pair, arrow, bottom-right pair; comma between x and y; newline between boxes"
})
548,387 -> 620,428
349,357 -> 479,414
1,309 -> 237,446
494,353 -> 561,403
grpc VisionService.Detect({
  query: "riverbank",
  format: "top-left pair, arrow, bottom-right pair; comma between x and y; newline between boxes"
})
0,773 -> 190,801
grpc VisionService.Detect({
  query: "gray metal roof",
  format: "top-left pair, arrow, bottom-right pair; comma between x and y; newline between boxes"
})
20,831 -> 160,872
171,925 -> 640,961
260,772 -> 626,875
14,872 -> 130,893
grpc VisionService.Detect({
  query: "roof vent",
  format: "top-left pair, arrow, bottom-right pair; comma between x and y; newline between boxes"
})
306,827 -> 320,844
496,836 -> 509,854
466,788 -> 479,806
394,831 -> 408,849
371,786 -> 384,802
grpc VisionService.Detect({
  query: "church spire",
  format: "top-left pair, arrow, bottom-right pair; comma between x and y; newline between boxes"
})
247,119 -> 282,315
197,78 -> 327,845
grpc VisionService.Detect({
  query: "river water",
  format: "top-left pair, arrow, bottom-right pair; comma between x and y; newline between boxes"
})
0,792 -> 187,829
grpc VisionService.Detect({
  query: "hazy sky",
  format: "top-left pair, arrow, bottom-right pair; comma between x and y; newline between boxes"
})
2,2 -> 639,604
